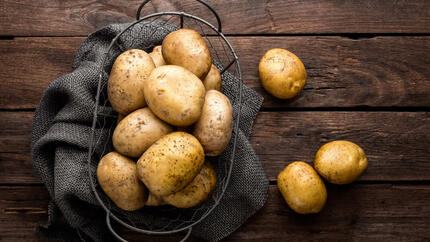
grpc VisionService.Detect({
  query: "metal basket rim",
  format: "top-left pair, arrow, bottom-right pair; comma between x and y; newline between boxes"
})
87,11 -> 244,236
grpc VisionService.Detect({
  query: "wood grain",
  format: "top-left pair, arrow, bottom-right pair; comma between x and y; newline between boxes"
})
2,111 -> 429,183
1,0 -> 430,36
252,111 -> 430,181
1,185 -> 429,241
0,38 -> 81,110
1,36 -> 429,109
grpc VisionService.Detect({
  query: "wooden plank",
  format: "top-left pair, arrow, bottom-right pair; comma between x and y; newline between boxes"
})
1,0 -> 429,36
229,185 -> 430,241
0,186 -> 54,241
0,38 -> 81,110
251,111 -> 430,181
1,185 -> 429,241
1,36 -> 429,109
1,111 -> 430,183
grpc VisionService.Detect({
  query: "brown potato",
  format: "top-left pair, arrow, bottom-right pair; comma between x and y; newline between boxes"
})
112,108 -> 173,158
145,192 -> 166,206
193,90 -> 233,156
117,113 -> 125,124
314,140 -> 368,184
149,45 -> 166,67
278,161 -> 327,214
136,132 -> 205,197
162,29 -> 212,79
144,65 -> 205,126
108,49 -> 155,114
97,152 -> 147,211
259,48 -> 307,99
163,161 -> 216,208
202,64 -> 222,91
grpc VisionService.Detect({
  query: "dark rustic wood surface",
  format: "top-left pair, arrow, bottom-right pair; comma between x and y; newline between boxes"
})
2,36 -> 430,109
2,111 -> 430,184
2,185 -> 430,241
1,0 -> 430,36
0,0 -> 429,241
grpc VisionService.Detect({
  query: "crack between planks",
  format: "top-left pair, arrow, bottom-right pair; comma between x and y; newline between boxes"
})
268,180 -> 430,185
259,106 -> 430,112
1,107 -> 430,113
3,207 -> 46,215
1,33 -> 430,39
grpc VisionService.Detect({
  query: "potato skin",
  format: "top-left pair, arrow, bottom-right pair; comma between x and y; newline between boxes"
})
149,45 -> 166,67
136,132 -> 205,197
162,29 -> 212,79
112,108 -> 173,158
202,64 -> 222,91
314,140 -> 368,184
97,152 -> 147,211
145,192 -> 166,206
163,161 -> 216,208
144,65 -> 206,126
193,90 -> 233,156
108,49 -> 155,114
259,48 -> 307,99
117,113 -> 125,124
277,162 -> 327,214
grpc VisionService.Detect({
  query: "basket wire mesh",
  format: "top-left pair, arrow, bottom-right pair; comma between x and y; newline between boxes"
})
87,1 -> 244,241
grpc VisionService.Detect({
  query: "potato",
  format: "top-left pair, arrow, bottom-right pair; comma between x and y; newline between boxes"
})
97,152 -> 147,211
136,132 -> 205,196
117,113 -> 125,124
259,48 -> 307,99
314,140 -> 368,184
163,161 -> 216,208
108,49 -> 155,114
144,65 -> 205,126
145,192 -> 166,206
162,29 -> 212,79
277,161 -> 327,214
112,108 -> 173,158
149,45 -> 166,67
193,90 -> 233,156
202,64 -> 222,91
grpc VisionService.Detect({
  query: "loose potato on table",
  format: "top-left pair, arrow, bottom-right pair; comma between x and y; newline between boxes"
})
203,64 -> 222,91
137,132 -> 205,197
144,65 -> 206,126
163,161 -> 217,208
314,140 -> 368,184
97,152 -> 147,211
259,48 -> 307,99
193,90 -> 233,156
149,45 -> 166,67
112,108 -> 173,158
108,49 -> 155,114
278,161 -> 327,214
162,28 -> 212,79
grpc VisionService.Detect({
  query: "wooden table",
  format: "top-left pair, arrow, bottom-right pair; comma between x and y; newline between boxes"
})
1,0 -> 429,241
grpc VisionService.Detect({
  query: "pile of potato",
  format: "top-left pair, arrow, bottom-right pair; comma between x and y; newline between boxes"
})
97,28 -> 233,211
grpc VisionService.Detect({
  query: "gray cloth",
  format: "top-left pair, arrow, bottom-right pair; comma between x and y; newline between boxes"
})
31,20 -> 269,242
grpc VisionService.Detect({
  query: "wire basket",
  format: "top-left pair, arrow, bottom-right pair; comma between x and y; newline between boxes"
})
87,0 -> 244,241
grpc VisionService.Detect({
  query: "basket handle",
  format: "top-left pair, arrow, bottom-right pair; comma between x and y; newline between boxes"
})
136,0 -> 222,32
105,212 -> 193,242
